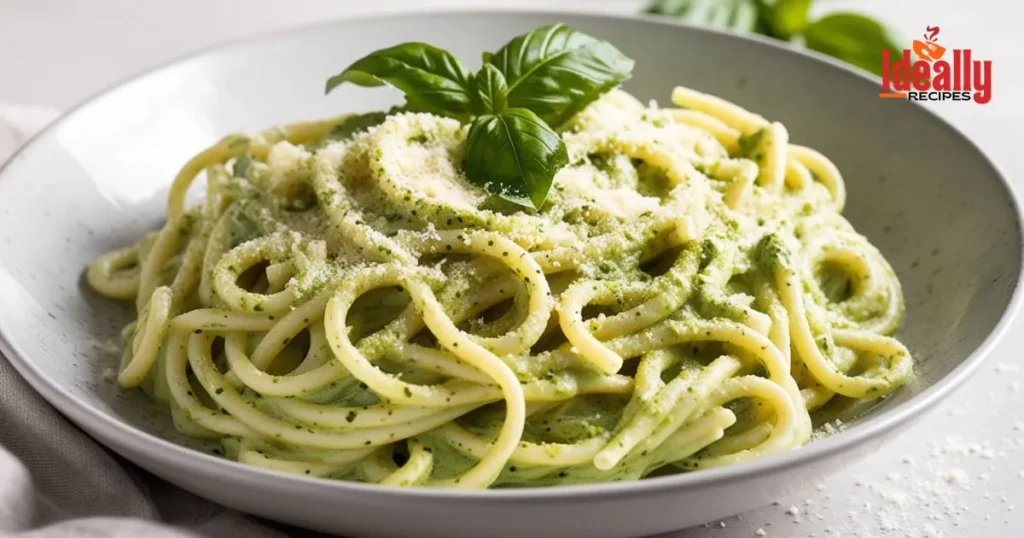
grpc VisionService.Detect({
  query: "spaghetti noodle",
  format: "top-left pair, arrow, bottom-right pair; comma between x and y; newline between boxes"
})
86,86 -> 911,489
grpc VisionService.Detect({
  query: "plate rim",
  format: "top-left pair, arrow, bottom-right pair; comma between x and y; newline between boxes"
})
1,7 -> 1022,502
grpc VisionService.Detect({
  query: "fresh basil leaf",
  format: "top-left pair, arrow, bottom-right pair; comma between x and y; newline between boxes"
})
463,108 -> 568,210
803,13 -> 904,76
763,0 -> 812,40
324,112 -> 389,141
486,24 -> 634,127
324,43 -> 473,118
470,64 -> 508,115
645,0 -> 759,33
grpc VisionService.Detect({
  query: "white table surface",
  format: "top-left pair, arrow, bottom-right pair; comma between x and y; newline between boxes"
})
2,1 -> 1023,536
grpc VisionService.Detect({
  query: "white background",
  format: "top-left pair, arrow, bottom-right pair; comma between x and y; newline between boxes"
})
2,1 -> 1024,536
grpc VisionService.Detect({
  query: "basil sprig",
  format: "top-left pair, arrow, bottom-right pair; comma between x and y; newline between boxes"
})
325,24 -> 634,211
644,0 -> 903,77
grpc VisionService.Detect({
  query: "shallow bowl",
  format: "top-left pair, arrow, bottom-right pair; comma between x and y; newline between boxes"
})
0,10 -> 1020,538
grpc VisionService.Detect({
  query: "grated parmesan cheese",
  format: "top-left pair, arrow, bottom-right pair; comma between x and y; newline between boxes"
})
267,141 -> 310,174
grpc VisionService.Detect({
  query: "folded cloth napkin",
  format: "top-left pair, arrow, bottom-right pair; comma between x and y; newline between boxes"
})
0,104 -> 301,538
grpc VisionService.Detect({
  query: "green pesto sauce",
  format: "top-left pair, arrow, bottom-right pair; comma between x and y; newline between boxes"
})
150,87 -> 909,488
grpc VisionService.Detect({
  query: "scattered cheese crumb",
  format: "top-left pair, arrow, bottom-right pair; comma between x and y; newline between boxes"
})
755,529 -> 766,537
752,426 -> 1021,538
946,468 -> 969,484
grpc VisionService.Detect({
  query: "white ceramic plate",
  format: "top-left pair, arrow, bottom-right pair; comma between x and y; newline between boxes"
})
1,10 -> 1021,538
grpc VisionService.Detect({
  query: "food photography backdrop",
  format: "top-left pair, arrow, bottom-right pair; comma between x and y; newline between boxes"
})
1,0 -> 1022,537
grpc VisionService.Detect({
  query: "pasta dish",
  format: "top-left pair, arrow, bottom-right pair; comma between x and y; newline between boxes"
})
86,25 -> 912,489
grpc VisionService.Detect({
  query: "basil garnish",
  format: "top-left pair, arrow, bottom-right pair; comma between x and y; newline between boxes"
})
470,64 -> 509,115
325,24 -> 634,211
486,24 -> 635,127
325,43 -> 473,119
464,109 -> 569,210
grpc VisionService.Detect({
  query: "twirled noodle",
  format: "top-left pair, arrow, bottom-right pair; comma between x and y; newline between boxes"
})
86,86 -> 911,488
